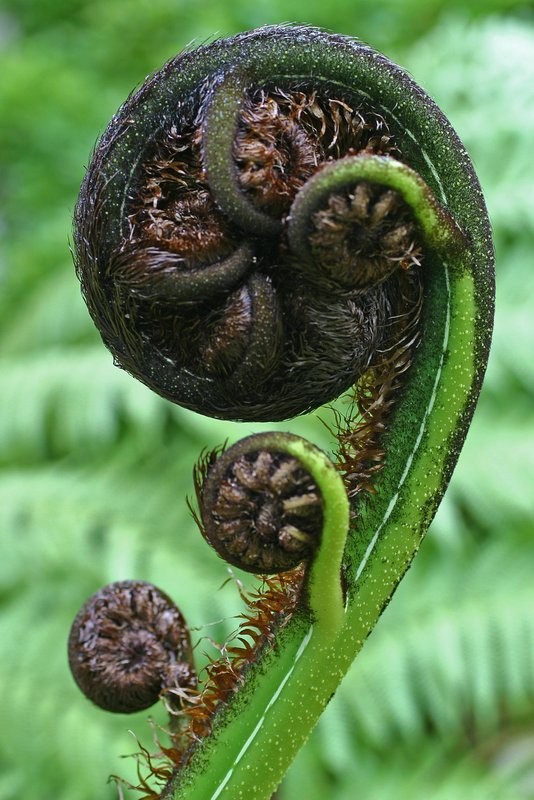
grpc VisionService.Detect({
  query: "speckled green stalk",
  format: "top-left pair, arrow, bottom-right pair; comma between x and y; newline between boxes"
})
156,27 -> 494,800
287,152 -> 467,259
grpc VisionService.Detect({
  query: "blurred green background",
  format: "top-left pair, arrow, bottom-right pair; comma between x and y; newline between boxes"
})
1,0 -> 534,798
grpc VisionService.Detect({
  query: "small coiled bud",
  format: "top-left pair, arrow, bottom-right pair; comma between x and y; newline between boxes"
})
195,433 -> 324,574
68,581 -> 195,713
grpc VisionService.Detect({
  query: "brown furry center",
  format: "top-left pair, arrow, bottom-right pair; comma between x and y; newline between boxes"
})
100,83 -> 422,423
127,120 -> 237,265
204,449 -> 323,573
309,182 -> 422,289
67,581 -> 195,714
126,86 -> 400,254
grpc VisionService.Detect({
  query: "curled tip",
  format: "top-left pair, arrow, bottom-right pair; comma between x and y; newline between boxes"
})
68,581 -> 195,713
195,433 -> 324,574
112,241 -> 255,302
287,153 -> 466,289
201,69 -> 282,237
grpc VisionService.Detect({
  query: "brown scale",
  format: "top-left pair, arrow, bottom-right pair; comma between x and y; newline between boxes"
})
333,268 -> 423,500
140,191 -> 235,263
201,286 -> 253,377
127,122 -> 236,265
234,91 -> 320,215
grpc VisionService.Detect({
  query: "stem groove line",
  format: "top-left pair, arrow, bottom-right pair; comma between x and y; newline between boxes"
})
210,626 -> 315,800
355,262 -> 452,583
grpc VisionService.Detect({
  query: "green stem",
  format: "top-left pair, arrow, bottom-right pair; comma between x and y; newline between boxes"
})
287,153 -> 467,260
201,70 -> 281,237
279,435 -> 349,633
114,242 -> 254,301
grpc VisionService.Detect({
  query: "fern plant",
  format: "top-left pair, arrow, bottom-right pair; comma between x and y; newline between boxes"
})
0,8 -> 533,800
68,17 -> 495,800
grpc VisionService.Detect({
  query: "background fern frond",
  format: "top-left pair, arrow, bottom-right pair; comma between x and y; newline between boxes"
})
338,544 -> 534,745
0,349 -> 171,462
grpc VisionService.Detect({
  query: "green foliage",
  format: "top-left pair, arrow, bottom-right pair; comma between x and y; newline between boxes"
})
0,4 -> 533,800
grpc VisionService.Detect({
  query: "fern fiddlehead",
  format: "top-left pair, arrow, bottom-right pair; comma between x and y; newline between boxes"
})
68,581 -> 196,714
72,25 -> 494,800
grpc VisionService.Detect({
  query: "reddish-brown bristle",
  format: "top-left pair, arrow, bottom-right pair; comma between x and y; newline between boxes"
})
333,269 -> 423,499
234,87 -> 399,218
